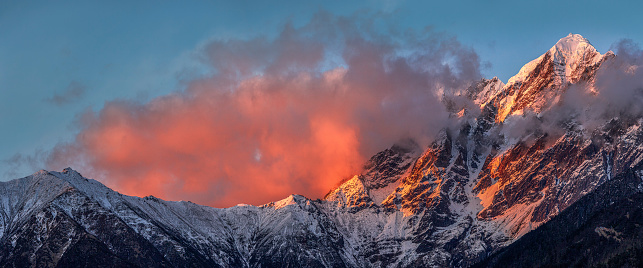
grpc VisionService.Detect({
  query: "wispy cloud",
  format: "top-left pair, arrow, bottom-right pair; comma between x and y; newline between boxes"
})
45,81 -> 86,106
2,150 -> 48,179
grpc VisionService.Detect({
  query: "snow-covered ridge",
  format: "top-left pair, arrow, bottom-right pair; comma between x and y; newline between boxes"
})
325,175 -> 373,208
2,34 -> 641,268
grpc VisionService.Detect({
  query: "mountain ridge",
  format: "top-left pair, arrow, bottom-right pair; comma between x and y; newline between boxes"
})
2,34 -> 642,267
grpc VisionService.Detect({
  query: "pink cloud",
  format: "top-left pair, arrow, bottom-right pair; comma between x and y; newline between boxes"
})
48,12 -> 482,207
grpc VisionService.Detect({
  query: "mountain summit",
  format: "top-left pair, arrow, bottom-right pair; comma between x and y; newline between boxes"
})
1,34 -> 642,268
508,33 -> 602,87
489,33 -> 614,122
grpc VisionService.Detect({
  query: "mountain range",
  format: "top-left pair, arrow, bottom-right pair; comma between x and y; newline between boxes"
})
1,33 -> 642,267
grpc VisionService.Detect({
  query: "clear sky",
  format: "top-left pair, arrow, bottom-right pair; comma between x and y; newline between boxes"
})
2,0 -> 642,206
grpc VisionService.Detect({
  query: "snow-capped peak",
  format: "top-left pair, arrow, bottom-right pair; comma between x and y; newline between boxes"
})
507,33 -> 603,87
489,33 -> 612,122
552,33 -> 593,53
550,33 -> 601,82
552,33 -> 595,51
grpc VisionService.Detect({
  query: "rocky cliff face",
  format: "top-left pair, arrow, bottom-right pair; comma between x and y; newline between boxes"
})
1,34 -> 641,268
473,167 -> 643,268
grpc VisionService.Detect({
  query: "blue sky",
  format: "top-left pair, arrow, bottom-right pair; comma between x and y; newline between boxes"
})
2,0 -> 643,180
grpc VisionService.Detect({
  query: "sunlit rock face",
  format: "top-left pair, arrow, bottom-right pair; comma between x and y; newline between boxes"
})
2,34 -> 642,268
473,167 -> 643,268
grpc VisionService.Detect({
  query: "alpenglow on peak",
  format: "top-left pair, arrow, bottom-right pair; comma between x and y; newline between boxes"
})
506,33 -> 605,87
490,33 -> 613,122
552,33 -> 595,54
549,33 -> 603,84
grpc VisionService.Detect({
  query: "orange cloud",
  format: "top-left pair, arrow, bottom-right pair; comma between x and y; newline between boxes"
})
48,13 -> 482,207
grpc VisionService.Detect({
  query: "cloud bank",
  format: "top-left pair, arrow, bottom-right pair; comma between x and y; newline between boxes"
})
46,12 -> 483,207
